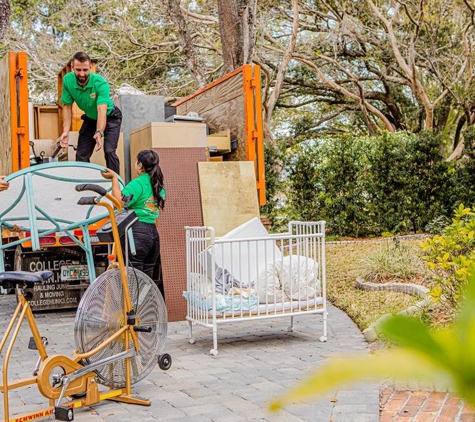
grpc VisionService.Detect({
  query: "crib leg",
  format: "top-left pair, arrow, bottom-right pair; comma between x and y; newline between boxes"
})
188,320 -> 195,345
287,316 -> 294,332
319,311 -> 328,342
210,325 -> 218,356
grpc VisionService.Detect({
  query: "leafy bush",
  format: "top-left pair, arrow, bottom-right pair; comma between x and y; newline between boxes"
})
421,204 -> 475,308
285,142 -> 322,223
318,136 -> 372,237
281,130 -> 455,237
425,216 -> 450,235
286,136 -> 372,237
362,130 -> 451,234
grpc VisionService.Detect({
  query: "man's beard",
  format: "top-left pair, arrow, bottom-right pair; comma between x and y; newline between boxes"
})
76,75 -> 89,85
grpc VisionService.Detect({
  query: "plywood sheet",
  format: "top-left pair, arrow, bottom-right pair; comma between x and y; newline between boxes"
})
198,162 -> 260,237
0,54 -> 12,175
156,147 -> 207,321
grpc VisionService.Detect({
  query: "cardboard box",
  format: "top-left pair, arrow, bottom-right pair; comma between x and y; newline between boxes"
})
206,129 -> 231,153
129,122 -> 207,178
209,156 -> 223,162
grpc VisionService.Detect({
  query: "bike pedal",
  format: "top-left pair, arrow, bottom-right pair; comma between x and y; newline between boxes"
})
54,406 -> 74,421
28,336 -> 48,350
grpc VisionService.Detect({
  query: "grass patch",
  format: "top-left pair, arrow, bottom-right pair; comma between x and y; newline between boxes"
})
360,241 -> 429,283
326,240 -> 422,331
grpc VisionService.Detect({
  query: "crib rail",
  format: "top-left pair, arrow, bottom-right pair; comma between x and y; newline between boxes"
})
184,221 -> 327,355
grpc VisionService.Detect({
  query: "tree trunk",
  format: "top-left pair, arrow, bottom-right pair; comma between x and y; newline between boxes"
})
165,0 -> 207,88
217,0 -> 256,74
0,0 -> 10,40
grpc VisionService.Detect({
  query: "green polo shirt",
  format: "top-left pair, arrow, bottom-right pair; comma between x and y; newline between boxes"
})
122,173 -> 165,224
60,72 -> 114,119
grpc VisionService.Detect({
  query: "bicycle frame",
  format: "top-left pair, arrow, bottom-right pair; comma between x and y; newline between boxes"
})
0,189 -> 150,422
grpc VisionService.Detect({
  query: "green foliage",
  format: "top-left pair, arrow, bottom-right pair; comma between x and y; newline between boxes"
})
318,136 -> 371,237
281,130 -> 454,237
270,266 -> 475,412
421,204 -> 475,307
286,135 -> 372,237
285,142 -> 323,223
364,131 -> 451,234
425,215 -> 451,235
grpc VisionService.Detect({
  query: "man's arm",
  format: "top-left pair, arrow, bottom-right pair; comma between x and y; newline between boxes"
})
60,104 -> 72,148
0,176 -> 9,192
93,104 -> 108,152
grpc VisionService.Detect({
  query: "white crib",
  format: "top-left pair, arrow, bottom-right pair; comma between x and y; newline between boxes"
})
184,221 -> 327,355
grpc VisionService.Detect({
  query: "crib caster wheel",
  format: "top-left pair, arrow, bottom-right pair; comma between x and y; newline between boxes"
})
287,326 -> 294,332
210,349 -> 218,356
319,336 -> 327,342
158,353 -> 172,370
189,337 -> 195,344
55,406 -> 74,421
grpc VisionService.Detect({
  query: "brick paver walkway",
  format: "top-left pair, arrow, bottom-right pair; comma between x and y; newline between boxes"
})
4,289 -> 473,422
0,295 -> 379,422
380,390 -> 475,422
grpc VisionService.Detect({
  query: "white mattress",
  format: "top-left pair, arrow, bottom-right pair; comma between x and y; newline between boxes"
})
201,217 -> 283,288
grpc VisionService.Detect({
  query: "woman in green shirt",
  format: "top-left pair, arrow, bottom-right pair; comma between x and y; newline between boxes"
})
102,150 -> 165,279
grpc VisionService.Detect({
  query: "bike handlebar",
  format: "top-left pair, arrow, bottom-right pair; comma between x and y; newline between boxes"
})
75,183 -> 108,197
77,196 -> 98,206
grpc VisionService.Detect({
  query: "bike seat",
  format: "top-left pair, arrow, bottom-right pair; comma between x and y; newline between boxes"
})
0,271 -> 53,289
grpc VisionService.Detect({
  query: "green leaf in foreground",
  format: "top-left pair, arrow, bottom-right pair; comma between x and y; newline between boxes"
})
270,267 -> 475,411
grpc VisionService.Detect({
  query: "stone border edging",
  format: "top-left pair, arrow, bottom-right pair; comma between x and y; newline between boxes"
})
355,277 -> 431,342
327,234 -> 428,245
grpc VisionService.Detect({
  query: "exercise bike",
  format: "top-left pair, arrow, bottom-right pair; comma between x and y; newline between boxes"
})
0,183 -> 171,422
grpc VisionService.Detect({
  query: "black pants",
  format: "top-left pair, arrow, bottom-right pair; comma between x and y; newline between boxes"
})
76,106 -> 122,174
121,221 -> 160,280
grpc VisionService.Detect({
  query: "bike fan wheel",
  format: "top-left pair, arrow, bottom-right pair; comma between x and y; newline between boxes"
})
74,267 -> 167,388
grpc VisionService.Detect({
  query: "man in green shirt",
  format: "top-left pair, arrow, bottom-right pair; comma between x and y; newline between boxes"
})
59,52 -> 122,174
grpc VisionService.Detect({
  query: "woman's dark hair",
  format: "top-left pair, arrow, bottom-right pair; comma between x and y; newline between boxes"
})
137,150 -> 165,209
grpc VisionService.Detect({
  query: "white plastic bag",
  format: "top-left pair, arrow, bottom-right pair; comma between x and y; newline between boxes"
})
280,255 -> 320,300
254,261 -> 287,303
